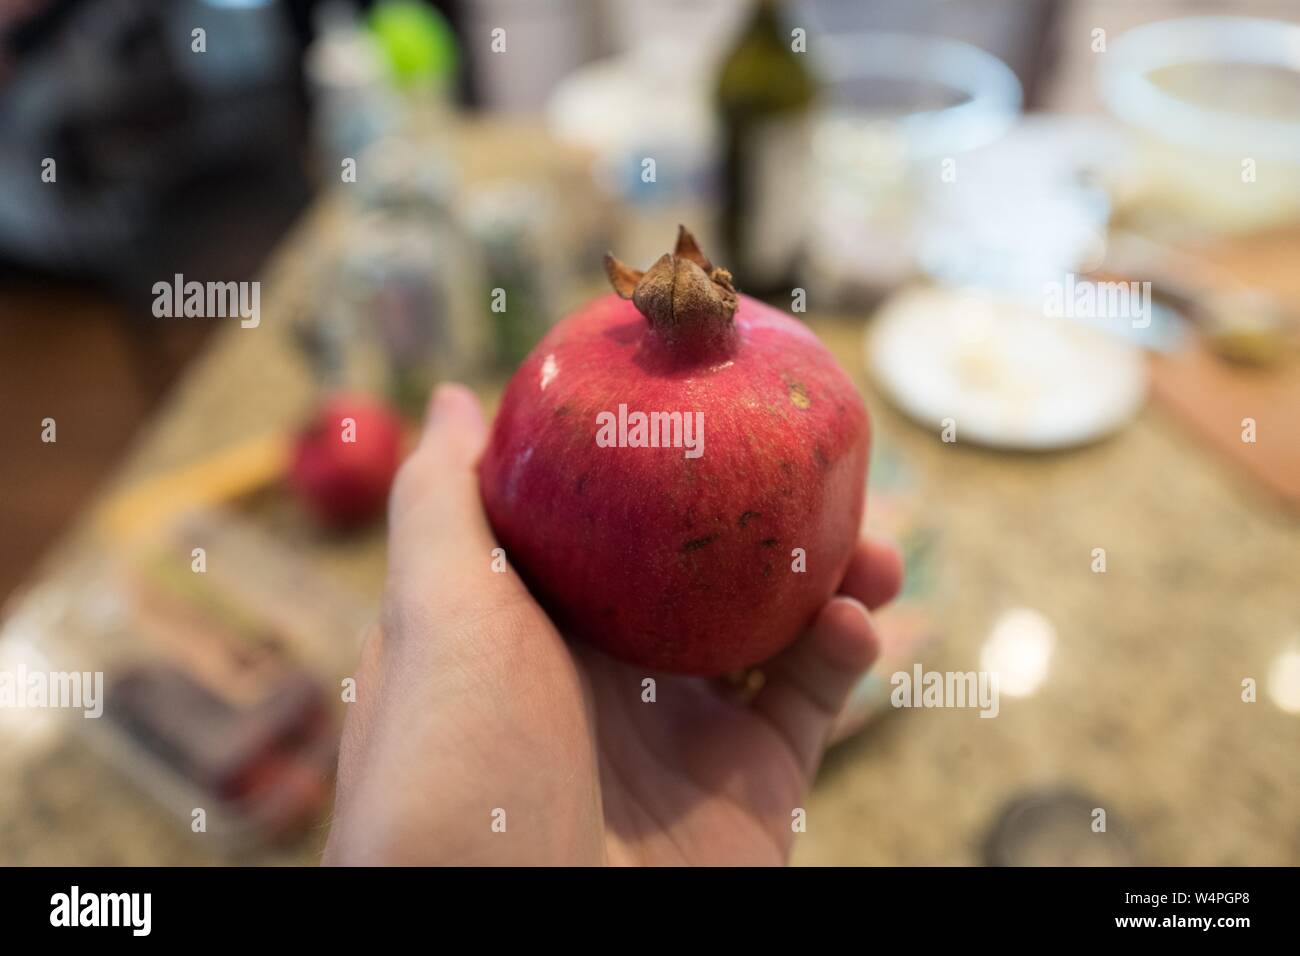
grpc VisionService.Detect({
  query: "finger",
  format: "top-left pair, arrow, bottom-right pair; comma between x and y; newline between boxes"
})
417,382 -> 487,458
750,596 -> 880,778
386,384 -> 493,589
383,384 -> 539,657
389,382 -> 487,530
839,535 -> 903,611
711,536 -> 899,703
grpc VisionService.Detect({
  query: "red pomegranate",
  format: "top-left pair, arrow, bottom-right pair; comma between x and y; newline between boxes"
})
478,227 -> 869,675
289,393 -> 403,530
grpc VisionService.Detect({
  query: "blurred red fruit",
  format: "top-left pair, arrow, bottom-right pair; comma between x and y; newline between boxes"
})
289,394 -> 403,530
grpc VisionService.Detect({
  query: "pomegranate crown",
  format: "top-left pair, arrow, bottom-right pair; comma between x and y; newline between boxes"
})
604,226 -> 739,355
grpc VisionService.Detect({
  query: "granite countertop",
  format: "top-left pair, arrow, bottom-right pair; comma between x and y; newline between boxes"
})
2,195 -> 1297,866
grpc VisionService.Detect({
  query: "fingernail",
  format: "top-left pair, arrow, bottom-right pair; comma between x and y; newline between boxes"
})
832,594 -> 871,624
423,384 -> 485,446
427,383 -> 466,423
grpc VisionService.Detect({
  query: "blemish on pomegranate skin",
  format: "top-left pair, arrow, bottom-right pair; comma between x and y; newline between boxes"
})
761,537 -> 779,548
682,534 -> 718,553
603,322 -> 641,346
814,447 -> 830,469
788,382 -> 811,410
738,510 -> 761,527
575,473 -> 589,495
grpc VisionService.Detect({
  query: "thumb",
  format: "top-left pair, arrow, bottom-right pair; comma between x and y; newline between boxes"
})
416,382 -> 487,464
385,384 -> 498,613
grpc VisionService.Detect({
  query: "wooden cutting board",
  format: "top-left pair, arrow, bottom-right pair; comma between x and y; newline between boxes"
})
1147,227 -> 1300,511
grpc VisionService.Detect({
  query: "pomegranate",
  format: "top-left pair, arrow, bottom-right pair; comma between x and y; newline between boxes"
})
478,227 -> 869,675
289,393 -> 403,530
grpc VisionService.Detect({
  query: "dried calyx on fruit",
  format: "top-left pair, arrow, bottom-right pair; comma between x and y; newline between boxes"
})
604,227 -> 739,356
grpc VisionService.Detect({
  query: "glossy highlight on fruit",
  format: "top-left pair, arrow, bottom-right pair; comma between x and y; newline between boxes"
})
478,227 -> 870,675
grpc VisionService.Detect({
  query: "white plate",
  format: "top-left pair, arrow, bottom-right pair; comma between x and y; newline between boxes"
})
867,286 -> 1147,450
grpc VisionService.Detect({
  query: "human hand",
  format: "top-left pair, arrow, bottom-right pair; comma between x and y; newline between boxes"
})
323,384 -> 903,866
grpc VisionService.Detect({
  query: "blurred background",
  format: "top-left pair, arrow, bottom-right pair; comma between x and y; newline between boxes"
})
0,0 -> 1297,864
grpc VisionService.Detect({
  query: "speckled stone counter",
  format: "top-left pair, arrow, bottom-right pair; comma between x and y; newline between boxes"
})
2,197 -> 1297,866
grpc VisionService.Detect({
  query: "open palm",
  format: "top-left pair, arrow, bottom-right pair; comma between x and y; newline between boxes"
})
325,386 -> 900,866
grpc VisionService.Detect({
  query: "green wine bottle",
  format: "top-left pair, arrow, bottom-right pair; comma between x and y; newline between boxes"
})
715,0 -> 817,300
